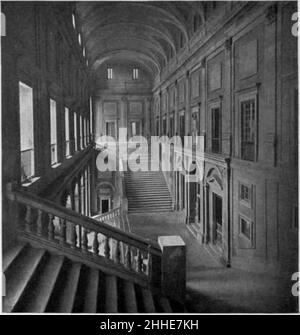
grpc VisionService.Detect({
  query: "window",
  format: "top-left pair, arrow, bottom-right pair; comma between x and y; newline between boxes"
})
106,121 -> 116,137
241,98 -> 256,161
72,13 -> 76,29
131,121 -> 137,136
19,82 -> 35,182
240,184 -> 250,202
50,99 -> 58,165
65,107 -> 70,157
133,68 -> 139,80
211,106 -> 221,153
239,216 -> 253,241
83,47 -> 85,58
107,67 -> 113,79
78,33 -> 81,46
79,114 -> 83,149
74,112 -> 78,152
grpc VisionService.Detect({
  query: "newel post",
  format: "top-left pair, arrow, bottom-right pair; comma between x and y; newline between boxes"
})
158,235 -> 186,303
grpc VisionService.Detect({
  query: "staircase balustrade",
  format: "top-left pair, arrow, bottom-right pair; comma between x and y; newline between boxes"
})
6,184 -> 162,289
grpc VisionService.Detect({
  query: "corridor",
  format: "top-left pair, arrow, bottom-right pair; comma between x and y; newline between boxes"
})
129,212 -> 297,313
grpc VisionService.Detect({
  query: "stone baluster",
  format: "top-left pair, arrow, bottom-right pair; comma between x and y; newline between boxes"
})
104,236 -> 110,259
137,249 -> 143,273
93,231 -> 99,256
125,245 -> 132,269
115,240 -> 121,264
70,223 -> 77,249
82,228 -> 88,252
36,209 -> 43,237
25,205 -> 32,233
48,214 -> 54,241
60,218 -> 66,246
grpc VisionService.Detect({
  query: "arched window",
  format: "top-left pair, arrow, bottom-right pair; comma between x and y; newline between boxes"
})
72,13 -> 76,29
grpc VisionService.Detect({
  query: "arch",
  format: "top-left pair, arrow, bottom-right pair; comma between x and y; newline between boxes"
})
205,167 -> 223,191
96,181 -> 115,193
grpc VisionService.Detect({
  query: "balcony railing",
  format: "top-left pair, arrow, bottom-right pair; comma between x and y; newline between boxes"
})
6,186 -> 162,289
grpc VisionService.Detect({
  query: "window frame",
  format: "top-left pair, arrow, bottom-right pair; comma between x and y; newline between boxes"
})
19,81 -> 35,183
239,215 -> 254,245
238,91 -> 258,162
107,67 -> 113,80
65,107 -> 71,158
74,111 -> 78,152
209,101 -> 222,154
133,68 -> 139,80
239,181 -> 253,208
50,98 -> 58,166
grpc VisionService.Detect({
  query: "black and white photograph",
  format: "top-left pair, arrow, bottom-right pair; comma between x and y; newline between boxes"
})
0,0 -> 299,318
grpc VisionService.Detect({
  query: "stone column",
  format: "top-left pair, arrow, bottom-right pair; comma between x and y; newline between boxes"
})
200,58 -> 206,143
174,80 -> 178,136
204,184 -> 210,243
159,91 -> 162,136
185,71 -> 191,136
223,38 -> 232,156
95,98 -> 102,139
144,97 -> 151,138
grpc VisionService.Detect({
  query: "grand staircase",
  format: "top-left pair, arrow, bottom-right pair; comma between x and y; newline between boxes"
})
3,242 -> 185,313
3,186 -> 186,313
125,171 -> 173,213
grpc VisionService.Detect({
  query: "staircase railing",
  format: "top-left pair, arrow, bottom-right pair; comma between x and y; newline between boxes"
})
92,207 -> 122,225
6,184 -> 162,289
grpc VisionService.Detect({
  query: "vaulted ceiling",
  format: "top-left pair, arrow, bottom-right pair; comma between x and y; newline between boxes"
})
76,1 -> 206,80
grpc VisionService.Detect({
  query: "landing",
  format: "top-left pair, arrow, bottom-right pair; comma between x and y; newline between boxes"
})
128,212 -> 297,313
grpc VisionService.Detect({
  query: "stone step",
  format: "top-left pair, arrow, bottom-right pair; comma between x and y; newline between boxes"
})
82,268 -> 99,313
105,275 -> 118,313
3,247 -> 45,312
49,261 -> 81,313
127,200 -> 172,205
123,281 -> 138,313
16,253 -> 65,313
128,208 -> 173,213
3,242 -> 27,273
141,287 -> 156,313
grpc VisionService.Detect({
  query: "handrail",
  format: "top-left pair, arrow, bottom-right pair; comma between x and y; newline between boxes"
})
6,184 -> 162,289
7,188 -> 161,255
92,207 -> 121,223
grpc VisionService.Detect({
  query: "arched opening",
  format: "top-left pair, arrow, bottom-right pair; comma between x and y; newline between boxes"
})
96,182 -> 114,214
205,167 -> 224,253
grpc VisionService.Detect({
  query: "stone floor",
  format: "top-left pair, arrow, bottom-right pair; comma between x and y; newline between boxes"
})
128,212 -> 298,313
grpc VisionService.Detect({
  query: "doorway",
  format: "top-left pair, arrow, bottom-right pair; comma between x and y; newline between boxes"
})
101,199 -> 109,213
